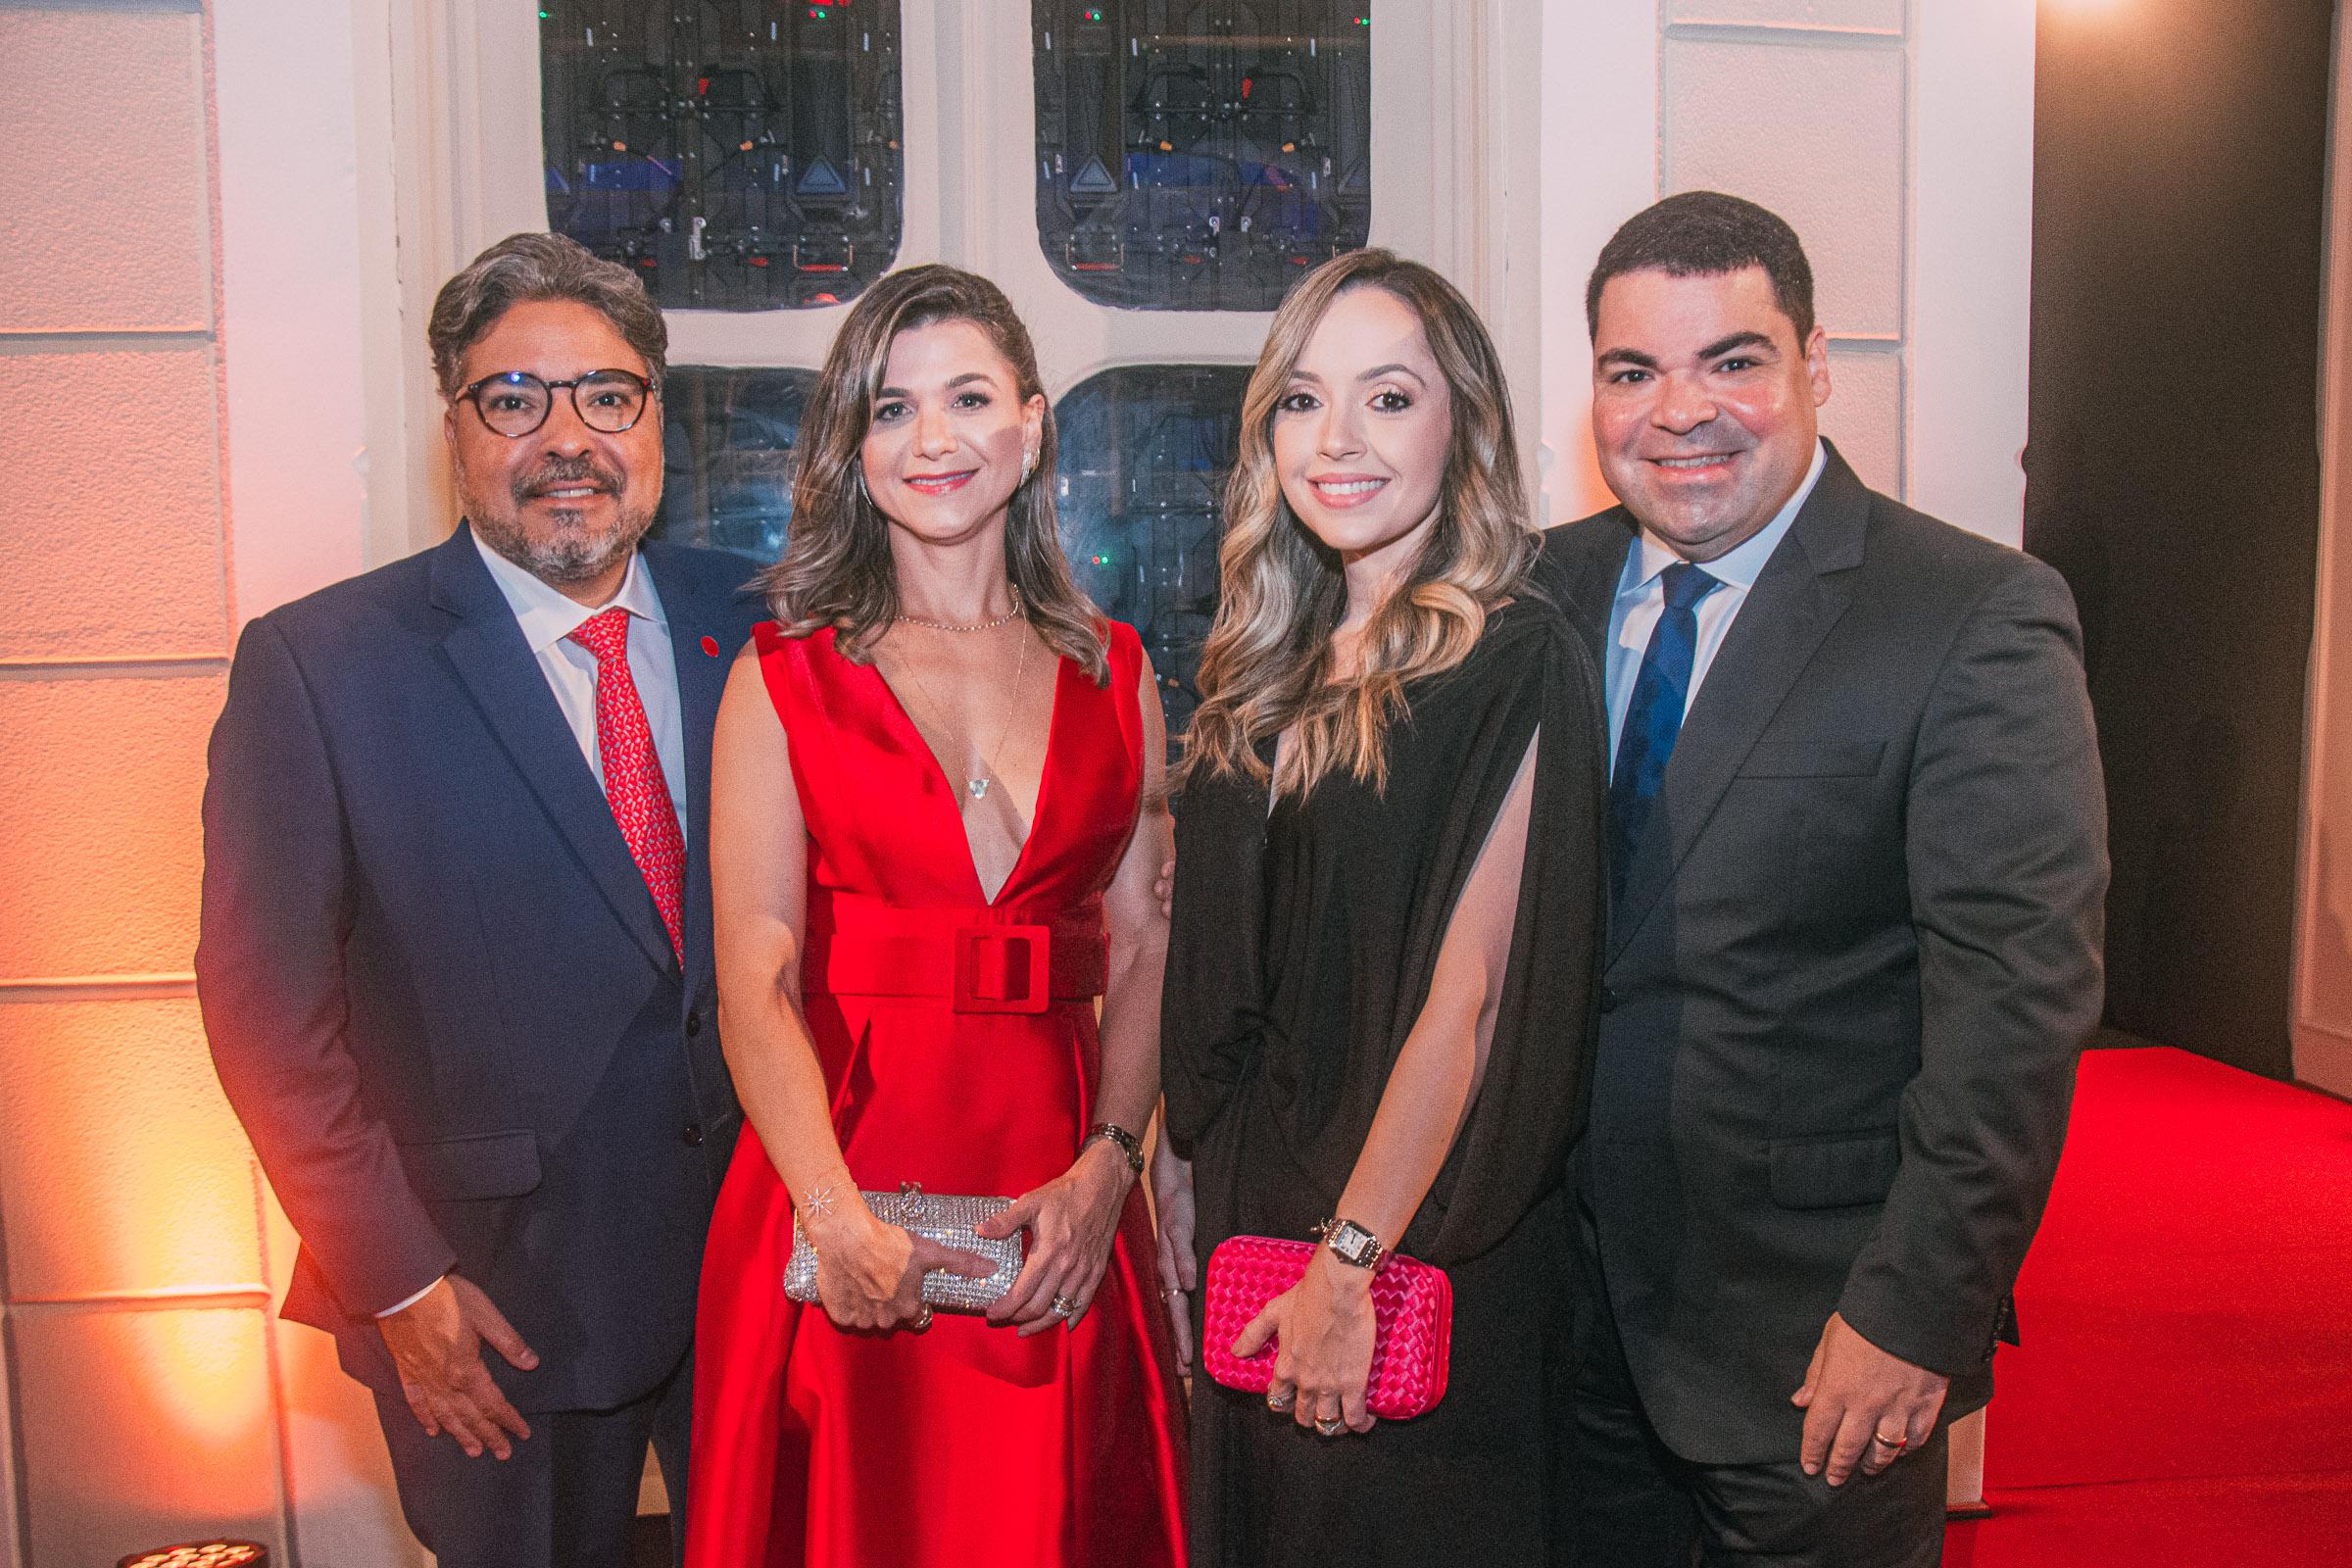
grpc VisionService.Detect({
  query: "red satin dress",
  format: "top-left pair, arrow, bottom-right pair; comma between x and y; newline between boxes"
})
685,619 -> 1188,1568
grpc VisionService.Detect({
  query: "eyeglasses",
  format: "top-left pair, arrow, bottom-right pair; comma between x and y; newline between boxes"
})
453,368 -> 659,437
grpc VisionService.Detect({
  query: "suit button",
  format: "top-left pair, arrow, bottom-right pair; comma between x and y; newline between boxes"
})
1598,986 -> 1620,1013
685,1008 -> 704,1038
682,1123 -> 704,1148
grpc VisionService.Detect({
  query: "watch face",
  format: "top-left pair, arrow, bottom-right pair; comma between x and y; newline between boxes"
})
1327,1220 -> 1379,1266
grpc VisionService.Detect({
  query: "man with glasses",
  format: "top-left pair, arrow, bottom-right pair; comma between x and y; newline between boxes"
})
197,232 -> 763,1567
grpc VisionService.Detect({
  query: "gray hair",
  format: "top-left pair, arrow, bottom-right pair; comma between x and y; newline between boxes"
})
427,232 -> 668,397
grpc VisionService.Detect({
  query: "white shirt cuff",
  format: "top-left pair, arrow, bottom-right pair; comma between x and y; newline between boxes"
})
374,1274 -> 447,1318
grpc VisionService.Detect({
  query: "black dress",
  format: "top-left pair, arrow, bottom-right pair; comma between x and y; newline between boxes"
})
1162,597 -> 1608,1567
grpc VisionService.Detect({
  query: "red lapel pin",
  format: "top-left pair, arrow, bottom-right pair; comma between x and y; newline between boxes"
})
701,635 -> 720,658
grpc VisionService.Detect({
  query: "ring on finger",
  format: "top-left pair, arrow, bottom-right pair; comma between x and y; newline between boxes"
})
1315,1414 -> 1347,1438
1050,1294 -> 1076,1319
1871,1430 -> 1907,1452
909,1305 -> 934,1332
1266,1388 -> 1296,1413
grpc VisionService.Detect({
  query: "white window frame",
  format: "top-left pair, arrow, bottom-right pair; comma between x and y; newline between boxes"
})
363,0 -> 1544,562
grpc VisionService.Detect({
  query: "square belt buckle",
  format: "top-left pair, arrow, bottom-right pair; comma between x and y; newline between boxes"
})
951,924 -> 1051,1013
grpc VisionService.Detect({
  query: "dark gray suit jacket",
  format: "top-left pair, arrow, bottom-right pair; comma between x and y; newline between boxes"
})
1542,442 -> 2108,1464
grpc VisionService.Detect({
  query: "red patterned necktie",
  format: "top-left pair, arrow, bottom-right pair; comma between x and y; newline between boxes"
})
568,608 -> 685,961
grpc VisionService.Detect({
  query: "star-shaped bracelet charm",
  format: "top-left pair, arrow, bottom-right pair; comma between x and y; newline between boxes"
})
799,1183 -> 836,1224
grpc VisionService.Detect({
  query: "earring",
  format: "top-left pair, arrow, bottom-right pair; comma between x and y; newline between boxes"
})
1020,449 -> 1037,483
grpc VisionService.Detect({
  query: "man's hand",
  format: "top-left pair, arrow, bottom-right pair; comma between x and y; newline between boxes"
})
1791,1312 -> 1949,1485
378,1274 -> 539,1460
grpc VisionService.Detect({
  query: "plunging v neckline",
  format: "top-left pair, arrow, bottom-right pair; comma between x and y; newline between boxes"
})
865,648 -> 1068,906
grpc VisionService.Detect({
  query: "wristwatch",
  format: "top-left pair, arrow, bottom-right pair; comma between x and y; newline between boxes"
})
1082,1121 -> 1146,1175
1314,1216 -> 1386,1271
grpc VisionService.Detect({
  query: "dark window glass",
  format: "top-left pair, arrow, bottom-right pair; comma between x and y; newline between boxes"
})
1054,366 -> 1249,728
1034,3 -> 1373,311
654,366 -> 814,560
542,3 -> 904,311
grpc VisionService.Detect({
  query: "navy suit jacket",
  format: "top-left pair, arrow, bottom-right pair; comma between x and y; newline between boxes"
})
196,524 -> 765,1413
1541,444 -> 2109,1464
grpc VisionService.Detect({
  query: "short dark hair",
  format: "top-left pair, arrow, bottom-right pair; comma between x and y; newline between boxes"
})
427,232 -> 668,397
1585,191 -> 1816,345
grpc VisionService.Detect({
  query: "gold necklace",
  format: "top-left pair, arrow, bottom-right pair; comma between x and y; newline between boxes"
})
897,620 -> 1033,802
895,589 -> 1024,634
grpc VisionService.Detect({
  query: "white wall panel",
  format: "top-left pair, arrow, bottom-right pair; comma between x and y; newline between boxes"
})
216,0 -> 374,622
1909,0 -> 2034,542
1660,33 -> 1908,338
1665,0 -> 1903,30
1545,4 -> 2032,539
1821,346 -> 1903,498
1537,3 -> 1659,523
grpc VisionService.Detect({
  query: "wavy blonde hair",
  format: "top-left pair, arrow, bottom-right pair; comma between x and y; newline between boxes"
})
1181,249 -> 1537,796
756,265 -> 1107,684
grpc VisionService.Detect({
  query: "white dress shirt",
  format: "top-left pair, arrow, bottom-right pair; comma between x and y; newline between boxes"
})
1604,440 -> 1828,772
470,529 -> 690,842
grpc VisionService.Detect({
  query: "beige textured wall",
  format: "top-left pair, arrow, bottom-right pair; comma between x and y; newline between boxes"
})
0,2 -> 288,1562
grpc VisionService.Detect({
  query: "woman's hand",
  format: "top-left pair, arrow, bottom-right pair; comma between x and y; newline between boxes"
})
980,1141 -> 1134,1336
1232,1250 -> 1379,1436
1151,1137 -> 1198,1374
810,1200 -> 995,1334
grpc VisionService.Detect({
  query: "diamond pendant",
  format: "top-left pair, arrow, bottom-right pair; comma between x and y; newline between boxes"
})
967,777 -> 990,801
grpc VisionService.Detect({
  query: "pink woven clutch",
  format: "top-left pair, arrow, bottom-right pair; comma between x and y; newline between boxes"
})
1200,1235 -> 1453,1419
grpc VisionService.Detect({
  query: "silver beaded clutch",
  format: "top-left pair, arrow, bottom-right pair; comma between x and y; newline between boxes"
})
783,1182 -> 1024,1314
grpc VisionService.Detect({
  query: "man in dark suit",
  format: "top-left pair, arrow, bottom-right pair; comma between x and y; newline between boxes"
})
1544,192 -> 2108,1564
196,233 -> 763,1567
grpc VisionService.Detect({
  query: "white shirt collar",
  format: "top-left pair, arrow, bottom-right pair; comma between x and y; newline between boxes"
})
1628,438 -> 1828,595
469,526 -> 667,656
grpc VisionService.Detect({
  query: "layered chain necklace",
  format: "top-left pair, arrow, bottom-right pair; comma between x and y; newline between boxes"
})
893,592 -> 1031,802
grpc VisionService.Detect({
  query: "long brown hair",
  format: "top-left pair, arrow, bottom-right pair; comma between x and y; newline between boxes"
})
756,265 -> 1107,684
1181,249 -> 1536,796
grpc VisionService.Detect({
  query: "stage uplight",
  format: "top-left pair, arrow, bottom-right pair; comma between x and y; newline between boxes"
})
118,1544 -> 268,1568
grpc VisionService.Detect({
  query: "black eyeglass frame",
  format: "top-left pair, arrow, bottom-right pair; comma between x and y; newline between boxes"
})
452,368 -> 662,437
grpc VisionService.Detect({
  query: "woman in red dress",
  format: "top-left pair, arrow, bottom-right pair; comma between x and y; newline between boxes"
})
685,266 -> 1187,1567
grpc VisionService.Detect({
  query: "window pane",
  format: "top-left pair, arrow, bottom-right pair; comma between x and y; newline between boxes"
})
1054,366 -> 1250,729
654,366 -> 814,560
1034,2 -> 1373,310
542,3 -> 905,311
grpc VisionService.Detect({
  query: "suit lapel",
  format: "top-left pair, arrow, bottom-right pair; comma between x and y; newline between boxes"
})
646,545 -> 736,975
430,525 -> 677,976
1545,514 -> 1636,673
1607,446 -> 1871,963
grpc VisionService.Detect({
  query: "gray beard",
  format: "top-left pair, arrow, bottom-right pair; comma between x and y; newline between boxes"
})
470,502 -> 654,586
461,457 -> 658,588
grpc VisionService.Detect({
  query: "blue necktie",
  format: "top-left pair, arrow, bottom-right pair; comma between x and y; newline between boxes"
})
1609,563 -> 1721,906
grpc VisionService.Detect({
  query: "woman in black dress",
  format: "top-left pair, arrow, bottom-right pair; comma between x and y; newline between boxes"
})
1155,249 -> 1607,1565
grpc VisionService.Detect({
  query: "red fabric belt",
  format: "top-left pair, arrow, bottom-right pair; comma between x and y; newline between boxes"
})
808,896 -> 1108,1014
